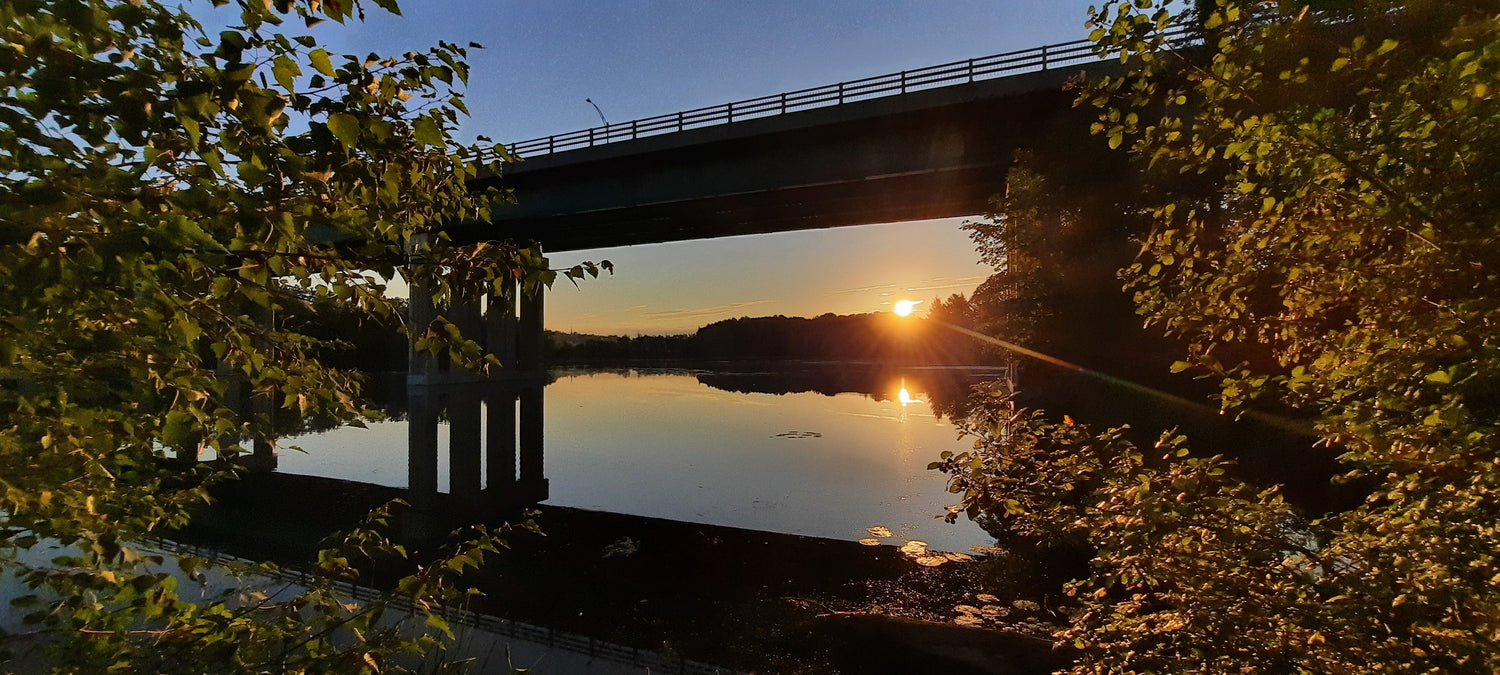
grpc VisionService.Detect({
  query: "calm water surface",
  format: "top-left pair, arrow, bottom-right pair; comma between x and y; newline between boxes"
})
279,367 -> 994,552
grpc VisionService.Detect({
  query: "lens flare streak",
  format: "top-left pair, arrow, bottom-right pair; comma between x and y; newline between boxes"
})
930,320 -> 1315,435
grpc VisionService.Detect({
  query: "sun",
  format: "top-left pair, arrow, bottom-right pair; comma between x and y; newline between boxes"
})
893,299 -> 921,317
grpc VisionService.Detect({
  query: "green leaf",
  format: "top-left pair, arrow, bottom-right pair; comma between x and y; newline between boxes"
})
181,117 -> 201,147
370,0 -> 403,15
1424,370 -> 1452,384
309,48 -> 335,77
413,116 -> 443,147
425,613 -> 453,638
327,113 -> 359,149
272,56 -> 300,92
162,410 -> 194,448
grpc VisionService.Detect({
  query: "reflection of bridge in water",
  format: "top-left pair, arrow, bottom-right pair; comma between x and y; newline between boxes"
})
406,382 -> 549,510
177,368 -> 1055,674
401,366 -> 1003,511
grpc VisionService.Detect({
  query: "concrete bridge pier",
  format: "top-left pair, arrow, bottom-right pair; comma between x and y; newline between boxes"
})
406,267 -> 441,385
408,280 -> 487,386
408,272 -> 547,387
518,285 -> 545,372
210,356 -> 277,472
485,283 -> 519,371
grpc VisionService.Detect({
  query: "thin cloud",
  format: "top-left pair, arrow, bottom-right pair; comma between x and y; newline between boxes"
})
830,282 -> 898,295
640,299 -> 775,320
904,274 -> 990,293
903,283 -> 968,292
837,275 -> 990,297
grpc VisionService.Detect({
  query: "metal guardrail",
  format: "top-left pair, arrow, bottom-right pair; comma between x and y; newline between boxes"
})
490,27 -> 1192,162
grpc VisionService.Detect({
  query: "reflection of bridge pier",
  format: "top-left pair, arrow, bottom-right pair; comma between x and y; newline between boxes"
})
406,382 -> 549,514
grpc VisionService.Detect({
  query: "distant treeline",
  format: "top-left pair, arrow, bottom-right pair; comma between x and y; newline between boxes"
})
549,312 -> 993,365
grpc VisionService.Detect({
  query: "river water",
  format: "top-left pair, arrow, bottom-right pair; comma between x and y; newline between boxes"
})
276,365 -> 1003,552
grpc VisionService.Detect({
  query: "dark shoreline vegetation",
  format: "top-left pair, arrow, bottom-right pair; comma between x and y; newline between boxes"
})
4,0 -> 1500,673
549,312 -> 994,365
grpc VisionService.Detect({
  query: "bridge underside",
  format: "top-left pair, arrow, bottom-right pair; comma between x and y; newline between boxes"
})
458,64 -> 1107,252
461,164 -> 1002,252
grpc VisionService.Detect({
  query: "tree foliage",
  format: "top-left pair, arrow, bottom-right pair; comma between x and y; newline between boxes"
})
0,0 -> 597,670
938,0 -> 1500,671
960,141 -> 1159,375
962,157 -> 1068,351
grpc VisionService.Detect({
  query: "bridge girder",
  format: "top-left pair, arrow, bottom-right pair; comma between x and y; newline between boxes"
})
459,63 -> 1111,252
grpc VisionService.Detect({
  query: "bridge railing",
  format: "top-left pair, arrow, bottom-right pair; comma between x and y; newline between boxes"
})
488,26 -> 1191,162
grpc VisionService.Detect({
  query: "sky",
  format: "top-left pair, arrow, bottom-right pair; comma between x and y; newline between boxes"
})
305,0 -> 1103,334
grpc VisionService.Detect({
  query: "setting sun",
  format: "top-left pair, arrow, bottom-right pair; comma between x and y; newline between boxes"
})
893,299 -> 922,317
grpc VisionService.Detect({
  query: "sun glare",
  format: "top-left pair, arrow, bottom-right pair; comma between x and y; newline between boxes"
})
893,299 -> 921,317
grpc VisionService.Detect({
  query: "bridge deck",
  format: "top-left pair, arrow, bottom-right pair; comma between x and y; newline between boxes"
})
466,29 -> 1187,252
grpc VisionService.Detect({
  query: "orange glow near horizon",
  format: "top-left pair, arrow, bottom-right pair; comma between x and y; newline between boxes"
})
543,219 -> 990,336
893,299 -> 922,317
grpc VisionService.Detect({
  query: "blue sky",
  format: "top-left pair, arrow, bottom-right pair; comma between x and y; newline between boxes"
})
307,0 -> 1103,334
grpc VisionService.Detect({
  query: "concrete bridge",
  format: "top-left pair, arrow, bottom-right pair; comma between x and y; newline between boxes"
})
461,37 -> 1121,252
414,34 -> 1155,384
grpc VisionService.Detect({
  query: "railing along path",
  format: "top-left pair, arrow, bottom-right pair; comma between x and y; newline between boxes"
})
486,27 -> 1191,162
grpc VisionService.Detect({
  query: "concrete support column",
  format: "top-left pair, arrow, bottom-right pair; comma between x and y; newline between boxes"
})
243,308 -> 278,472
518,286 -> 545,371
484,281 -> 519,371
450,285 -> 485,355
248,390 -> 277,472
216,363 -> 249,419
449,392 -> 483,503
407,268 -> 438,386
203,363 -> 246,466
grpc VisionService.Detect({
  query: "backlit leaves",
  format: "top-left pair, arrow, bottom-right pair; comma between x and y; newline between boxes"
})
0,0 -> 587,671
938,1 -> 1500,672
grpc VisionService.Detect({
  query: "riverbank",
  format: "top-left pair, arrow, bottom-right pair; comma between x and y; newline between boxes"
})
178,471 -> 1068,673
